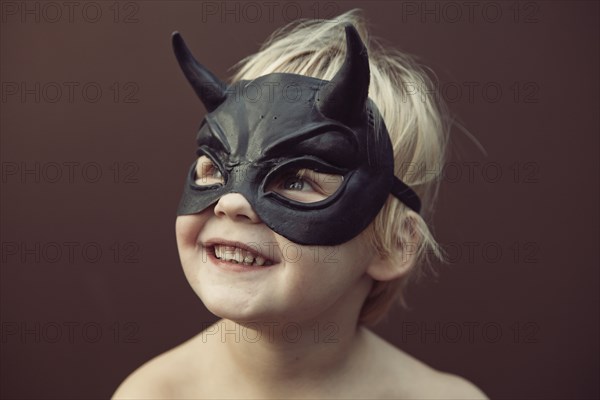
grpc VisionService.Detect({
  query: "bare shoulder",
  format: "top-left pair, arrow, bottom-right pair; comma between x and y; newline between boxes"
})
112,332 -> 206,400
422,370 -> 489,399
361,328 -> 488,399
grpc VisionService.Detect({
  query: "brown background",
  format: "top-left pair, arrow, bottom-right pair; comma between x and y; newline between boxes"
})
1,1 -> 598,399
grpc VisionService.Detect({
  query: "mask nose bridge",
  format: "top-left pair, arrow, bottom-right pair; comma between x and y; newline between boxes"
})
227,160 -> 264,192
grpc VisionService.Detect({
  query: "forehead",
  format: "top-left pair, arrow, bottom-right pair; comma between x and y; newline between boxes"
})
197,73 -> 359,162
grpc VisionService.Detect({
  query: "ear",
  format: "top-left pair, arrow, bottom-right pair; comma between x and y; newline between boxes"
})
366,217 -> 421,282
366,248 -> 415,282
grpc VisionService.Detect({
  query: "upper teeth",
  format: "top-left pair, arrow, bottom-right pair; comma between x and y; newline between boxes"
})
213,245 -> 272,266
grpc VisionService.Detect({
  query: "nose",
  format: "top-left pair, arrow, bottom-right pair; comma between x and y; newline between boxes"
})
213,193 -> 262,223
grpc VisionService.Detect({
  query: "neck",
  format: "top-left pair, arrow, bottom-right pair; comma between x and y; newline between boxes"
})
206,284 -> 372,396
214,318 -> 367,395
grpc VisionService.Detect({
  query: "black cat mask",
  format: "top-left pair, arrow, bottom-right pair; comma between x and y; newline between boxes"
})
172,25 -> 421,245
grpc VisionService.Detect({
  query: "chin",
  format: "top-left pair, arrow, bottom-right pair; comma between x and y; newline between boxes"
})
198,287 -> 284,323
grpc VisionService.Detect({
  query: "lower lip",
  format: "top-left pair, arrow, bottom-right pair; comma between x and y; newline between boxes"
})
205,247 -> 276,273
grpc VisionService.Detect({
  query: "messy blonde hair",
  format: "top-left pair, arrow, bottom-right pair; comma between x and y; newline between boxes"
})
230,9 -> 450,325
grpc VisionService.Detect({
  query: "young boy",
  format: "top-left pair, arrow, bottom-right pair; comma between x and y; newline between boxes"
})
113,9 -> 488,399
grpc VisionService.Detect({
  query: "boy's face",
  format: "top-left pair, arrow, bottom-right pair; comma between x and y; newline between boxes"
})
175,181 -> 380,324
171,27 -> 415,322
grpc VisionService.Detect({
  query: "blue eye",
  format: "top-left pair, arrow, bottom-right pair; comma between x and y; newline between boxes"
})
282,175 -> 309,191
268,168 -> 344,203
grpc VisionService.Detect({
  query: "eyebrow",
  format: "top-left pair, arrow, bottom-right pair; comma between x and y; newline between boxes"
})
198,115 -> 232,153
264,122 -> 358,158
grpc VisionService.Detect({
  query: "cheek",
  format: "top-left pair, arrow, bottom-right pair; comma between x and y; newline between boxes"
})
282,242 -> 371,297
175,214 -> 210,274
175,215 -> 205,249
175,214 -> 210,289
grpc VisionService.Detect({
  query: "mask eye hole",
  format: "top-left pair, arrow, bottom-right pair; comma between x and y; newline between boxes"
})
266,168 -> 343,203
194,155 -> 225,187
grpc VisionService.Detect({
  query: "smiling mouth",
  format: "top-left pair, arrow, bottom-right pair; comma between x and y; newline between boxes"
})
207,244 -> 275,267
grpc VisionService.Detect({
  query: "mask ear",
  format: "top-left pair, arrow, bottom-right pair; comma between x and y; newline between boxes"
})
172,31 -> 228,112
317,24 -> 369,126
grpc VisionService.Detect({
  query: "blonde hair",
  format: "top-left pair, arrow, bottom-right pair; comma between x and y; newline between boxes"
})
230,9 -> 450,325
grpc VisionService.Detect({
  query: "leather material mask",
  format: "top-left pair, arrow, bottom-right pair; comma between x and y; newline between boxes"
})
172,24 -> 421,246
